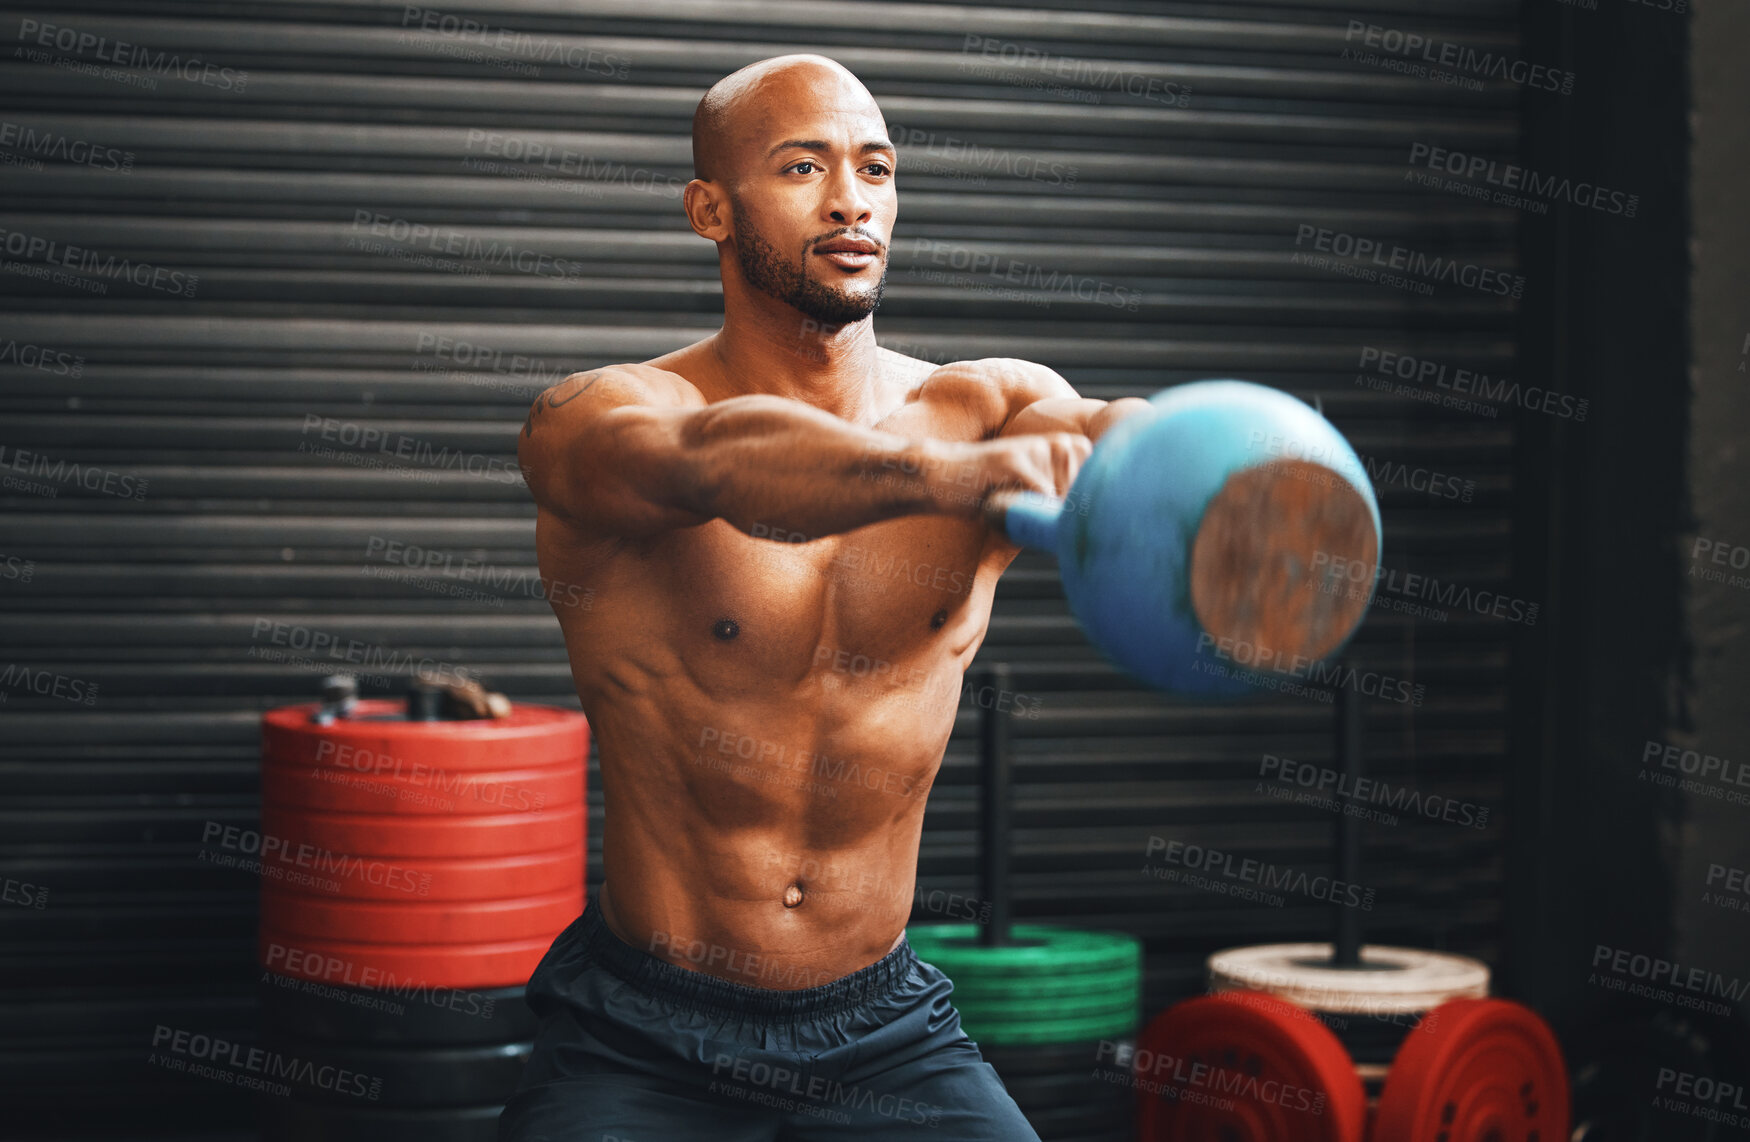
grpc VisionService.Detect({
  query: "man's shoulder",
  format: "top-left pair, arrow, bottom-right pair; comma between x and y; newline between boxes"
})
633,337 -> 719,396
906,355 -> 1076,403
877,353 -> 1079,441
544,360 -> 706,411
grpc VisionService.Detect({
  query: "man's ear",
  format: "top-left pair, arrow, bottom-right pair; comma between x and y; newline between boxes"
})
684,179 -> 731,242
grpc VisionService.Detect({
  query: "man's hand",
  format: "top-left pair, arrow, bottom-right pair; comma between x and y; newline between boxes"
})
906,357 -> 1153,533
915,432 -> 1092,524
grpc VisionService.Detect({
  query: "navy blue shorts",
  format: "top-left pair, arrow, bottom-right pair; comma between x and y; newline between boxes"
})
496,900 -> 1039,1142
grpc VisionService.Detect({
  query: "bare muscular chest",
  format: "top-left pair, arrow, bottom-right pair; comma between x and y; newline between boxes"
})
675,514 -> 992,690
608,390 -> 1008,707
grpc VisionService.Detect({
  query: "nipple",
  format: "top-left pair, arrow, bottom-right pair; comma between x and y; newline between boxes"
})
930,609 -> 948,630
713,618 -> 740,641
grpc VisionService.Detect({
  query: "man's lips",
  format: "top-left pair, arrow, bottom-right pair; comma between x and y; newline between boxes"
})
814,238 -> 882,270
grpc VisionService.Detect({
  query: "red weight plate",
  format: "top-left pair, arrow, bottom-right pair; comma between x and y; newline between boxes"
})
1135,991 -> 1366,1142
254,845 -> 580,902
259,926 -> 554,991
262,701 -> 588,773
261,758 -> 582,817
260,802 -> 584,858
261,885 -> 581,943
1373,997 -> 1569,1142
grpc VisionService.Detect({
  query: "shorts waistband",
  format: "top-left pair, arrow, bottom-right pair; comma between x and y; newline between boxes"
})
577,898 -> 919,1020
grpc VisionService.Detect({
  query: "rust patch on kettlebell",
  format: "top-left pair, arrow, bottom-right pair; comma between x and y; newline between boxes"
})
1189,460 -> 1377,669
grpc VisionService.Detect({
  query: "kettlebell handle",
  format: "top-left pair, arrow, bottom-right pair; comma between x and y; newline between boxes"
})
982,489 -> 1065,551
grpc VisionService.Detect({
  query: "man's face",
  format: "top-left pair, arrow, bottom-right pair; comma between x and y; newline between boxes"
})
725,95 -> 896,326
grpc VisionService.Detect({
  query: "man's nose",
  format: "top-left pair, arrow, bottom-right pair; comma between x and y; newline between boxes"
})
824,167 -> 874,226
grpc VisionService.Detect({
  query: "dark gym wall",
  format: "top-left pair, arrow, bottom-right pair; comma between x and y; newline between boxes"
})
0,1 -> 1530,1131
1680,0 -> 1750,990
1507,0 -> 1750,1129
1667,0 -> 1750,1109
1505,0 -> 1693,1021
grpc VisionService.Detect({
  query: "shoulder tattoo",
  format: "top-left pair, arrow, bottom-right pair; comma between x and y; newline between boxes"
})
522,372 -> 601,438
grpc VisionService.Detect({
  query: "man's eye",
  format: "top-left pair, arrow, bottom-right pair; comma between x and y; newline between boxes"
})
788,161 -> 819,174
865,164 -> 892,177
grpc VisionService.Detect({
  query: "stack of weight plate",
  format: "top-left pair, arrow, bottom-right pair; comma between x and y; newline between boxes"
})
1209,942 -> 1490,1099
1134,942 -> 1569,1142
907,924 -> 1142,1142
256,976 -> 538,1141
255,699 -> 588,1141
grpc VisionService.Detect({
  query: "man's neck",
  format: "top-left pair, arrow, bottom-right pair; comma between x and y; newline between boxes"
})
708,303 -> 883,424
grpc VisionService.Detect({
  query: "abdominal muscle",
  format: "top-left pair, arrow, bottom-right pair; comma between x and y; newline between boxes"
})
595,822 -> 922,991
586,682 -> 951,989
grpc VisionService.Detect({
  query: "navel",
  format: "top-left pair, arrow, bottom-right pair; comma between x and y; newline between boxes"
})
783,883 -> 804,908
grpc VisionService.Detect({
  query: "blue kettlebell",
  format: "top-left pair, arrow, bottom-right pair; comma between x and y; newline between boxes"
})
989,380 -> 1381,696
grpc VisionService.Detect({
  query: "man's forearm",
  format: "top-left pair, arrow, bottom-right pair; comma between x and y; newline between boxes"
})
682,394 -> 977,538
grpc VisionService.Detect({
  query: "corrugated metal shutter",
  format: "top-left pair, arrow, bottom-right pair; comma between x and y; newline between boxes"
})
0,0 -> 1522,1130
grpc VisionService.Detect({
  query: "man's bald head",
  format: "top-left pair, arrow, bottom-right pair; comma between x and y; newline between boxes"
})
691,54 -> 883,183
685,55 -> 895,326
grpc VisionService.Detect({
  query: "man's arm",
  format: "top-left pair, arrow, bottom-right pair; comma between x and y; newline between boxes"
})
922,358 -> 1153,445
517,365 -> 1088,541
1008,395 -> 1155,444
985,360 -> 1154,444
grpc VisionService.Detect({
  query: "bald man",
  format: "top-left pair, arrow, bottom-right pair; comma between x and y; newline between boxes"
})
500,55 -> 1151,1141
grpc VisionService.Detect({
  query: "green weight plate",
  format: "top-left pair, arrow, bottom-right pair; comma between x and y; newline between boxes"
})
910,925 -> 1142,1048
952,983 -> 1138,1008
928,948 -> 1142,974
953,973 -> 1139,1001
909,925 -> 1141,977
949,965 -> 1141,1001
934,957 -> 1139,979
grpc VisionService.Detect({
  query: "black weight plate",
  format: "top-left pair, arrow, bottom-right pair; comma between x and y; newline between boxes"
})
1016,1092 -> 1133,1118
1035,1129 -> 1132,1142
262,1098 -> 504,1142
1007,1071 -> 1132,1112
1011,1091 -> 1130,1115
259,973 -> 534,1045
1558,1006 -> 1729,1142
259,1034 -> 530,1107
953,992 -> 1140,1024
1035,1127 -> 1134,1142
981,1040 -> 1130,1075
1024,1097 -> 1134,1135
1321,1006 -> 1427,1067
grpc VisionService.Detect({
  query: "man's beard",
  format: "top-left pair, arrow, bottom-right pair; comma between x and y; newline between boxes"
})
733,217 -> 886,326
